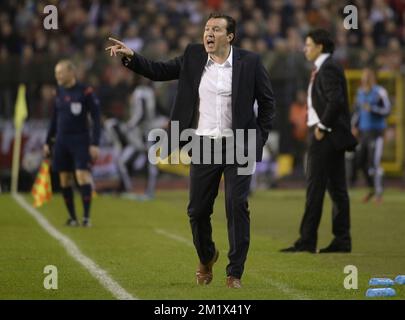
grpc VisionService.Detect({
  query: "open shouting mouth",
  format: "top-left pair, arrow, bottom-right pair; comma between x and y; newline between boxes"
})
206,37 -> 215,49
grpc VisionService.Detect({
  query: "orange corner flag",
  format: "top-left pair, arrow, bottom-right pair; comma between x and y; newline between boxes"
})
31,160 -> 53,207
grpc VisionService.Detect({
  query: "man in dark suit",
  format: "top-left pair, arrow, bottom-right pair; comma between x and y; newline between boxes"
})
106,13 -> 275,288
281,29 -> 357,254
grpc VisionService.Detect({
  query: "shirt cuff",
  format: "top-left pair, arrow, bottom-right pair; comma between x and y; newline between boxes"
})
317,122 -> 332,132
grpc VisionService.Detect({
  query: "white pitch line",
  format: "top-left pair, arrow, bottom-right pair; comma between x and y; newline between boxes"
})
12,193 -> 137,300
154,228 -> 194,247
253,274 -> 310,300
154,227 -> 309,299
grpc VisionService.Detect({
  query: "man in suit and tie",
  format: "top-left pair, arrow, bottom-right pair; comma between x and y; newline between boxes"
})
281,29 -> 357,254
106,13 -> 275,288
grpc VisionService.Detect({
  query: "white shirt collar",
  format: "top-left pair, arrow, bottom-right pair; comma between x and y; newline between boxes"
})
207,46 -> 233,67
314,53 -> 330,71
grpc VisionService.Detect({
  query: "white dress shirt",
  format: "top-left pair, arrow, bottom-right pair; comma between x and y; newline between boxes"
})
196,46 -> 233,138
307,53 -> 332,131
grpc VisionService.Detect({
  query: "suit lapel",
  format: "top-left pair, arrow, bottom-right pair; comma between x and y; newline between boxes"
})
313,57 -> 331,99
193,48 -> 208,93
316,56 -> 331,82
312,57 -> 332,118
231,47 -> 241,127
188,47 -> 207,129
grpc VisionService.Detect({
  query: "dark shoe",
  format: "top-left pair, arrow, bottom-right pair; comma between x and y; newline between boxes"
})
226,276 -> 242,289
82,218 -> 91,228
196,249 -> 219,285
280,246 -> 317,253
65,218 -> 79,227
319,243 -> 351,253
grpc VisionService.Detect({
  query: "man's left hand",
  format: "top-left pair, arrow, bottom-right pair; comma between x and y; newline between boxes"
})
314,127 -> 325,141
89,145 -> 100,161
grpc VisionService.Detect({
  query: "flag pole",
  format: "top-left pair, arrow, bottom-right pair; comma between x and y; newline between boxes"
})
11,84 -> 28,195
11,127 -> 23,194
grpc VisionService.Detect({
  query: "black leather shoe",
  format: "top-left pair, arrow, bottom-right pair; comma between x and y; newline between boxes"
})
319,243 -> 351,253
280,246 -> 317,253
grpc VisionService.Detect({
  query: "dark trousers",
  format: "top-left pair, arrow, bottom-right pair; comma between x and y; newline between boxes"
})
187,138 -> 252,279
356,130 -> 384,196
296,131 -> 351,249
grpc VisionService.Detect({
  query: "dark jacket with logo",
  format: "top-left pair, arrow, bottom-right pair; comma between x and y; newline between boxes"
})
46,83 -> 101,146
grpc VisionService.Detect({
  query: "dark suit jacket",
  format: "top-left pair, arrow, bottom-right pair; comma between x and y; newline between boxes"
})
122,44 -> 275,161
312,57 -> 357,151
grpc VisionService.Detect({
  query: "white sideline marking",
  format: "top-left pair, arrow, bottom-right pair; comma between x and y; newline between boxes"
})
154,228 -> 194,247
253,274 -> 310,300
12,193 -> 137,300
154,228 -> 309,299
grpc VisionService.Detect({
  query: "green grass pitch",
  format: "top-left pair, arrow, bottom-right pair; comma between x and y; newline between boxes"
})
0,189 -> 404,300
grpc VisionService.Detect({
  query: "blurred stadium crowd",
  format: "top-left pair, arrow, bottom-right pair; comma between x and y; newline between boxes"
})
0,0 -> 404,191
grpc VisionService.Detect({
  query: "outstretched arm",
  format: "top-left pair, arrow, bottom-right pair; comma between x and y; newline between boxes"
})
105,37 -> 183,81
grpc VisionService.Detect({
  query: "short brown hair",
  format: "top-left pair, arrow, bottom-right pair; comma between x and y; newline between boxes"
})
207,13 -> 236,44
